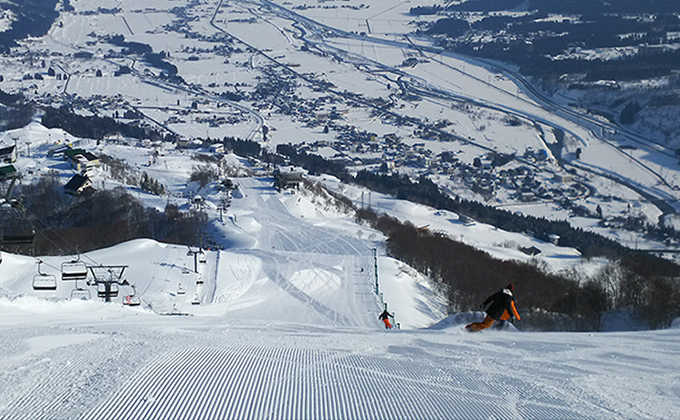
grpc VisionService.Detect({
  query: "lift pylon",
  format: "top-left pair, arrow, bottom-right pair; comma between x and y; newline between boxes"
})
88,265 -> 128,303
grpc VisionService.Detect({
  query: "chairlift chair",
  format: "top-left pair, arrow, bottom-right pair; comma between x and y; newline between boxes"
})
123,285 -> 141,306
2,223 -> 36,245
61,258 -> 88,281
32,260 -> 57,291
110,283 -> 119,297
70,287 -> 92,300
97,282 -> 119,298
199,250 -> 207,264
177,283 -> 186,295
191,293 -> 200,305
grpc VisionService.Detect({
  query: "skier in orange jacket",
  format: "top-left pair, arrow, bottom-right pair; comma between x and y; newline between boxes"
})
466,284 -> 521,332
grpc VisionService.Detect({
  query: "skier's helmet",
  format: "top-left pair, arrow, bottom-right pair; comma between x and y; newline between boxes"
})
506,283 -> 514,292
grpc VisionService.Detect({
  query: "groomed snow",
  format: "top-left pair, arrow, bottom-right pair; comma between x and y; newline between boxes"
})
1,298 -> 679,419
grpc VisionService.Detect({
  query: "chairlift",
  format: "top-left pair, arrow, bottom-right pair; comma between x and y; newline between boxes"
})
196,274 -> 204,285
2,223 -> 36,246
123,285 -> 141,306
97,282 -> 119,298
199,249 -> 207,264
32,260 -> 57,291
61,257 -> 88,281
191,293 -> 200,305
70,287 -> 92,300
177,283 -> 186,295
124,294 -> 141,306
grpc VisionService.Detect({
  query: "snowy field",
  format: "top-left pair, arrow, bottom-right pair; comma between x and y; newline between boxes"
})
1,154 -> 679,419
1,0 -> 679,236
1,0 -> 680,418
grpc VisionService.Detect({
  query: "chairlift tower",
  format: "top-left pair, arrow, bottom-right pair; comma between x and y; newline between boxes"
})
0,166 -> 20,201
89,265 -> 128,303
186,247 -> 199,273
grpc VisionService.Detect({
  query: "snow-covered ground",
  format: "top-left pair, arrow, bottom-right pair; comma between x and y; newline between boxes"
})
2,302 -> 679,420
3,0 -> 680,246
1,144 -> 680,418
1,0 -> 680,417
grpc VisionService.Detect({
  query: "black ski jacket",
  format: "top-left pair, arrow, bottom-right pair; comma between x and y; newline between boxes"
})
481,288 -> 518,321
378,310 -> 393,320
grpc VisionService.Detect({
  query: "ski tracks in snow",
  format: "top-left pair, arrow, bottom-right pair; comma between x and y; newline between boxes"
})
79,337 -> 613,420
3,323 -> 678,420
81,344 -> 519,420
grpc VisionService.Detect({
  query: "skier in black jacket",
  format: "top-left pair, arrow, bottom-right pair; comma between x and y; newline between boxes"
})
466,284 -> 521,332
379,308 -> 394,329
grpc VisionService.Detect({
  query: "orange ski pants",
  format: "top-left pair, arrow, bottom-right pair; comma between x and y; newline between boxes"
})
466,315 -> 495,332
382,318 -> 392,329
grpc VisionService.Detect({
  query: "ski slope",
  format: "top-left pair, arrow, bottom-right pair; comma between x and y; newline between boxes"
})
1,302 -> 679,420
1,175 -> 680,419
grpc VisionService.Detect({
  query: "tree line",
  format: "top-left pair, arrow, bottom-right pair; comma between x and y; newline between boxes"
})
272,144 -> 631,259
417,4 -> 680,83
356,208 -> 680,330
41,106 -> 177,142
4,171 -> 207,256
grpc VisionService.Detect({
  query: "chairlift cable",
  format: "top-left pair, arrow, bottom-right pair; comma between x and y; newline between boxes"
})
22,209 -> 105,267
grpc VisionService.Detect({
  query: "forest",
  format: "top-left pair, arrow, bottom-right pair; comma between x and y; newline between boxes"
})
41,106 -> 177,142
356,207 -> 680,331
2,170 -> 208,256
0,0 -> 60,52
414,1 -> 680,82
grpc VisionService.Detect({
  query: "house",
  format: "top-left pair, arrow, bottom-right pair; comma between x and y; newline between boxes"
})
520,246 -> 542,256
0,164 -> 18,180
175,137 -> 190,148
47,144 -> 70,157
458,214 -> 476,226
209,143 -> 225,154
65,149 -> 100,174
64,174 -> 93,195
0,145 -> 17,163
553,174 -> 573,183
273,166 -> 304,190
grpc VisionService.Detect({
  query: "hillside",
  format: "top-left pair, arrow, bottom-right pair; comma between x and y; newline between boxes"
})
2,0 -> 680,255
1,159 -> 679,418
1,0 -> 680,417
